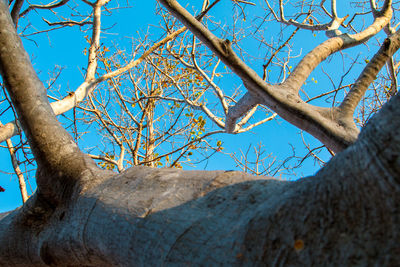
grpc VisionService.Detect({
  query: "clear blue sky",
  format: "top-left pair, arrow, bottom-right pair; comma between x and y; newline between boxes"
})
0,0 -> 375,212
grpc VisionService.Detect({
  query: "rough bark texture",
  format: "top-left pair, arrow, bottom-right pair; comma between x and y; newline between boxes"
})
0,0 -> 399,265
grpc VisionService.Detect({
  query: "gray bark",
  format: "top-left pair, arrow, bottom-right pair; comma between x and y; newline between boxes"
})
0,0 -> 399,265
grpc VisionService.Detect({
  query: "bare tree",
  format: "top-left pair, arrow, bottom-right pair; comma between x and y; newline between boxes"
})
0,0 -> 400,265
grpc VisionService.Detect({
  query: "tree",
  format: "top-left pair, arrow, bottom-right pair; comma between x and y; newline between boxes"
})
1,0 -> 400,265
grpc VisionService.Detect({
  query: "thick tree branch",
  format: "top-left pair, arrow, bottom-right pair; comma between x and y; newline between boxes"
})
158,0 -> 395,153
0,0 -> 98,204
339,31 -> 400,117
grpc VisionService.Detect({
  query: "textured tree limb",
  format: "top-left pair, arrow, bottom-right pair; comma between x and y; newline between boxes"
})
339,31 -> 400,117
0,0 -> 98,204
158,0 -> 394,153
